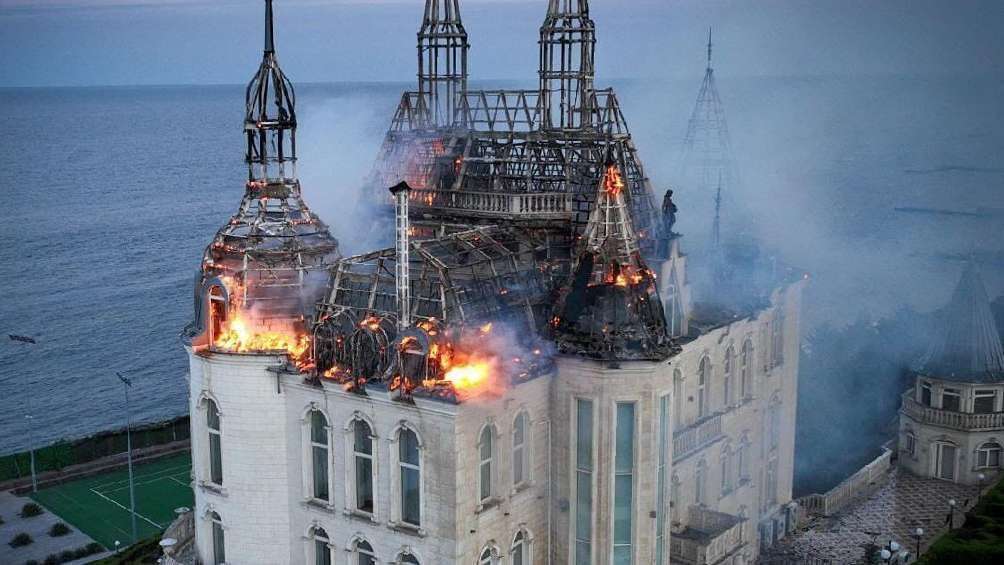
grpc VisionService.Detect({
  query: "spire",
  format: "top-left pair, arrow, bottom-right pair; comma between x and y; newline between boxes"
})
418,0 -> 469,128
539,0 -> 596,130
706,26 -> 713,71
264,0 -> 275,54
551,161 -> 672,360
920,259 -> 1004,382
712,173 -> 722,247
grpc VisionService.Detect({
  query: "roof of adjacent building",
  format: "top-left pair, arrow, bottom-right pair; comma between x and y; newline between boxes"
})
918,260 -> 1004,383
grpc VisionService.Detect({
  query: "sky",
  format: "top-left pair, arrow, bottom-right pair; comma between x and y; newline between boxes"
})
1,0 -> 1003,87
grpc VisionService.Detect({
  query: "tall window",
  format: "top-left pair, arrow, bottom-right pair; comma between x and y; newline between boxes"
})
207,399 -> 223,486
720,447 -> 733,495
905,431 -> 917,457
673,369 -> 684,428
513,411 -> 530,487
698,357 -> 710,418
740,339 -> 753,399
655,395 -> 670,564
975,390 -> 997,414
353,539 -> 376,565
771,308 -> 785,367
670,474 -> 681,524
723,347 -> 735,406
920,381 -> 933,406
209,511 -> 225,564
765,458 -> 778,507
399,427 -> 421,526
976,442 -> 1002,468
935,442 -> 958,481
737,435 -> 749,481
479,426 -> 495,502
310,526 -> 331,565
511,530 -> 528,565
769,400 -> 782,450
353,419 -> 375,513
309,410 -> 330,501
942,389 -> 962,412
695,459 -> 707,506
613,402 -> 636,565
574,399 -> 594,565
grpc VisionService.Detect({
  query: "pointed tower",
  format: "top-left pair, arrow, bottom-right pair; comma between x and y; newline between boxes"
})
195,0 -> 339,344
418,0 -> 469,127
920,260 -> 1004,381
539,0 -> 596,130
679,28 -> 738,211
552,161 -> 673,359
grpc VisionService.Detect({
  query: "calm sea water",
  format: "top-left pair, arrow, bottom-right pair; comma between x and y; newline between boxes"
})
1,77 -> 1002,455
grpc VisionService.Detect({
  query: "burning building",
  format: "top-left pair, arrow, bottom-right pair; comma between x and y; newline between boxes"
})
183,1 -> 804,564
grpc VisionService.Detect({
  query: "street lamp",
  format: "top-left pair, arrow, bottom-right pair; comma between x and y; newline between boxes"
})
8,334 -> 39,492
947,499 -> 957,530
116,371 -> 138,544
978,472 -> 986,490
880,548 -> 892,563
913,527 -> 924,557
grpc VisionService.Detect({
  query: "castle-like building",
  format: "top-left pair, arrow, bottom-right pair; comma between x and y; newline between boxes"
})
182,2 -> 804,564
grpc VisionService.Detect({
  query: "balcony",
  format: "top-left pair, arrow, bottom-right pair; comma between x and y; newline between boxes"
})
671,506 -> 746,565
674,413 -> 725,461
409,188 -> 573,220
901,391 -> 1004,432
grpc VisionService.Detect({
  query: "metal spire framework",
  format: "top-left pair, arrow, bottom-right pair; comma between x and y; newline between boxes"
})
418,0 -> 469,128
679,28 -> 738,240
197,0 -> 339,334
539,0 -> 596,130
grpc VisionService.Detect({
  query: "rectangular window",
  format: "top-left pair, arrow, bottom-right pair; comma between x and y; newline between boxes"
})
575,399 -> 594,565
942,389 -> 961,412
354,422 -> 374,513
655,396 -> 669,564
920,382 -> 933,406
212,520 -> 225,564
905,433 -> 916,457
613,403 -> 635,565
312,445 -> 329,500
975,390 -> 996,414
399,431 -> 421,526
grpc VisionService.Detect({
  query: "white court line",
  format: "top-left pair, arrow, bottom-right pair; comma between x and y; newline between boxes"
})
92,464 -> 190,492
90,488 -> 162,529
169,476 -> 190,487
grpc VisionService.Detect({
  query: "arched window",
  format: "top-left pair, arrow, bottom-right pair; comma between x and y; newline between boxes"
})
208,285 -> 227,342
479,425 -> 495,502
478,545 -> 499,565
511,530 -> 529,565
740,339 -> 753,399
698,357 -> 710,418
670,473 -> 682,524
737,433 -> 750,482
720,446 -> 733,495
352,419 -> 375,513
309,526 -> 331,565
397,552 -> 420,565
673,369 -> 685,428
723,346 -> 735,406
206,398 -> 223,486
513,412 -> 530,487
976,441 -> 1002,468
398,427 -> 421,526
695,459 -> 708,506
309,410 -> 330,501
352,539 -> 376,565
209,511 -> 225,564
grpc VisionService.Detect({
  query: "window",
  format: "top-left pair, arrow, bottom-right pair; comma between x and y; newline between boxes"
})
740,339 -> 753,398
208,286 -> 227,342
670,474 -> 682,525
513,411 -> 530,487
765,458 -> 778,507
698,357 -> 710,418
723,347 -> 735,406
398,427 -> 421,526
511,530 -> 529,565
920,381 -> 933,406
353,539 -> 376,565
655,395 -> 670,564
975,390 -> 997,414
209,511 -> 225,564
310,527 -> 331,565
720,447 -> 733,495
574,399 -> 594,565
207,399 -> 223,486
309,410 -> 330,501
905,431 -> 916,457
479,426 -> 495,502
737,434 -> 751,481
398,553 -> 420,565
771,308 -> 784,367
769,400 -> 782,450
695,460 -> 707,506
353,419 -> 375,513
613,402 -> 635,565
942,389 -> 961,412
673,369 -> 684,428
935,442 -> 958,481
479,546 -> 499,565
977,442 -> 1002,468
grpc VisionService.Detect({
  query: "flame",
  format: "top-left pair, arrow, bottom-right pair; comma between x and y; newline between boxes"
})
444,360 -> 491,390
213,310 -> 311,368
603,163 -> 625,196
480,323 -> 493,335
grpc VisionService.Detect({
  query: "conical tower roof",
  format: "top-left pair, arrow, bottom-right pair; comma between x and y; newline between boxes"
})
551,161 -> 673,361
919,260 -> 1004,382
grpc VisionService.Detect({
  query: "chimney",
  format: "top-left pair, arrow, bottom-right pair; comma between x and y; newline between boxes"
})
389,182 -> 413,329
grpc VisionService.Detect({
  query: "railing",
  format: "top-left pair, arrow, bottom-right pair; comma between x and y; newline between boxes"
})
799,447 -> 892,517
673,413 -> 725,460
409,188 -> 573,219
671,506 -> 745,564
901,390 -> 1004,431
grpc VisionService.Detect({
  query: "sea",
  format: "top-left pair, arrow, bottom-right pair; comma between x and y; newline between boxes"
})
1,76 -> 1002,456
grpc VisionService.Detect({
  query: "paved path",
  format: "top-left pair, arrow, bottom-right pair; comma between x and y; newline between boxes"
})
764,467 -> 983,563
0,490 -> 99,565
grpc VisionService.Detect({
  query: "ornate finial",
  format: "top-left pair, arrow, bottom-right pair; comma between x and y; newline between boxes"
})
265,0 -> 275,54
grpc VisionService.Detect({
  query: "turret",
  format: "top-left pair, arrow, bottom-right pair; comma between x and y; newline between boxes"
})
539,0 -> 596,130
418,0 -> 469,127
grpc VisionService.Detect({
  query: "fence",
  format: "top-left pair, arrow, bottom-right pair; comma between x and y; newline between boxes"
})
799,446 -> 893,517
0,416 -> 190,482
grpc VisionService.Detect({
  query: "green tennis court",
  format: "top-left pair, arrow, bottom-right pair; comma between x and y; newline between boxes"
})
30,453 -> 194,549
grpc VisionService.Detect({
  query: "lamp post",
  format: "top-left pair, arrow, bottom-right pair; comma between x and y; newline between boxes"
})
947,498 -> 957,530
116,371 -> 138,544
880,548 -> 892,563
913,527 -> 923,557
978,472 -> 986,491
8,334 -> 38,492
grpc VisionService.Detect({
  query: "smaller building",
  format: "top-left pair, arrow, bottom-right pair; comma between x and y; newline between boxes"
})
899,261 -> 1004,484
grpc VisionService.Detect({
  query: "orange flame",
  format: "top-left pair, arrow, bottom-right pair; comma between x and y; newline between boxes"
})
603,164 -> 625,196
213,310 -> 311,368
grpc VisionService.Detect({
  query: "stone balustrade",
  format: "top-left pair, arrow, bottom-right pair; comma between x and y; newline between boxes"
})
673,413 -> 725,461
901,390 -> 1004,432
670,506 -> 746,565
409,188 -> 572,219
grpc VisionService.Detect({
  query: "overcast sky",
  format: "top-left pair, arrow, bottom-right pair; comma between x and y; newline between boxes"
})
1,0 -> 1002,87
